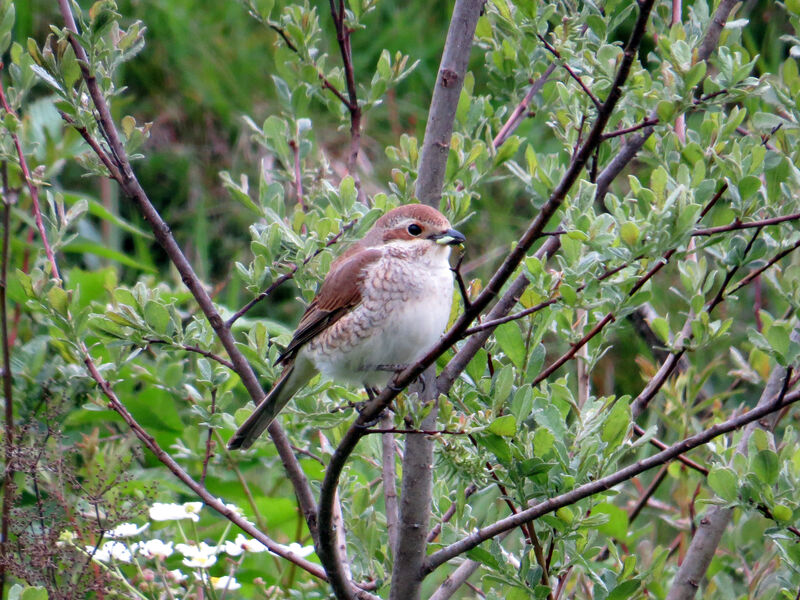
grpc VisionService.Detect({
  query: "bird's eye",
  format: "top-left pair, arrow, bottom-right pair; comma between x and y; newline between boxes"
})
407,223 -> 423,236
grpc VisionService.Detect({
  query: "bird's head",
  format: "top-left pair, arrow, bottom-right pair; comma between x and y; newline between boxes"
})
365,204 -> 466,255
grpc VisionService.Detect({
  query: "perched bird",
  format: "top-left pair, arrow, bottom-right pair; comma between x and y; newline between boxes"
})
228,204 -> 466,449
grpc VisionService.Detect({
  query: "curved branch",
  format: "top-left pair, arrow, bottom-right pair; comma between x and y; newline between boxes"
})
318,0 -> 656,589
57,0 -> 318,540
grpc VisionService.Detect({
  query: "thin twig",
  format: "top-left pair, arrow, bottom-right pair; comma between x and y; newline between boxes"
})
601,118 -> 659,140
145,338 -> 235,370
537,34 -> 602,109
328,0 -> 362,180
492,64 -> 556,148
0,163 -> 14,597
226,219 -> 356,327
82,347 -> 328,579
0,69 -> 60,280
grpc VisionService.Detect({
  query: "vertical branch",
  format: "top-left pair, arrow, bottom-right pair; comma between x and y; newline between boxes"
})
389,402 -> 438,600
0,73 -> 60,281
0,165 -> 14,598
414,0 -> 484,206
328,0 -> 363,184
381,412 -> 399,555
665,366 -> 792,600
387,1 -> 483,598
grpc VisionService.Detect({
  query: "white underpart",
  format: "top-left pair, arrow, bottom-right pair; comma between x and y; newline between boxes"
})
302,242 -> 454,387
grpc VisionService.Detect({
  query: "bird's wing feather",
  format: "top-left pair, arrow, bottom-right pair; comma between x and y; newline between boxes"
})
277,247 -> 382,364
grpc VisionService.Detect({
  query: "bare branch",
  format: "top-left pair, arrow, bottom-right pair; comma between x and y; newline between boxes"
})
389,399 -> 438,600
424,382 -> 800,573
0,164 -> 14,597
381,412 -> 399,555
537,34 -> 602,110
0,70 -> 60,280
57,0 -> 319,541
493,64 -> 556,148
415,0 -> 484,205
328,0 -> 362,179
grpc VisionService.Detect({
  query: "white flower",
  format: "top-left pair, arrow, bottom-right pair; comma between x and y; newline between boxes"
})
182,554 -> 216,569
283,542 -> 315,558
210,575 -> 241,590
166,569 -> 188,583
149,502 -> 202,522
87,541 -> 132,563
134,539 -> 174,560
223,533 -> 268,556
222,539 -> 244,557
107,522 -> 149,538
175,541 -> 218,558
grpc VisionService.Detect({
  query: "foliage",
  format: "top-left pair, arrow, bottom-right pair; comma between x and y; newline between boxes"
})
3,0 -> 800,599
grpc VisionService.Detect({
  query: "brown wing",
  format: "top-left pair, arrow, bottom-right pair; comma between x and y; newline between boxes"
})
276,247 -> 382,364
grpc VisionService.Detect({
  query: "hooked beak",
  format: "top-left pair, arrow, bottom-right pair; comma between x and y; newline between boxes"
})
430,228 -> 466,246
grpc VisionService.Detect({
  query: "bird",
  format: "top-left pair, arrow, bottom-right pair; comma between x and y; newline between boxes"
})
228,204 -> 466,450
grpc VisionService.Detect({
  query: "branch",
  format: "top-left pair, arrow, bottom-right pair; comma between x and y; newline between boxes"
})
57,0 -> 318,540
0,166 -> 14,598
537,34 -> 602,110
0,71 -> 60,280
389,398 -> 438,600
319,0 -> 656,589
145,338 -> 235,370
692,211 -> 800,236
423,382 -> 800,573
414,0 -> 484,205
381,412 -> 399,555
328,0 -> 362,179
81,347 -> 327,578
493,64 -> 556,148
665,366 -> 792,600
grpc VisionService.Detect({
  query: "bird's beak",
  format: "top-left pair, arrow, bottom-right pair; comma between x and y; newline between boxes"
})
431,228 -> 466,246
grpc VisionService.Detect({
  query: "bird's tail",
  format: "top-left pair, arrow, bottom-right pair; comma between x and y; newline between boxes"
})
227,358 -> 313,450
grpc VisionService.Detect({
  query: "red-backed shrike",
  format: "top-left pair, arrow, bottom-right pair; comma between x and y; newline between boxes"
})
228,204 -> 465,449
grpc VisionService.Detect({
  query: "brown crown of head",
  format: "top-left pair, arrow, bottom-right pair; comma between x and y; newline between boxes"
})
363,204 -> 453,245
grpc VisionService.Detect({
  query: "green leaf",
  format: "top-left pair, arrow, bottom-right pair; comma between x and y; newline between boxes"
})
20,587 -> 48,600
707,466 -> 738,501
47,286 -> 69,316
144,300 -> 171,333
752,449 -> 779,485
495,322 -> 526,369
620,222 -> 639,246
650,317 -> 669,344
607,580 -> 641,600
533,427 -> 554,457
478,433 -> 512,465
593,501 -> 629,540
601,398 -> 630,448
488,414 -> 517,437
